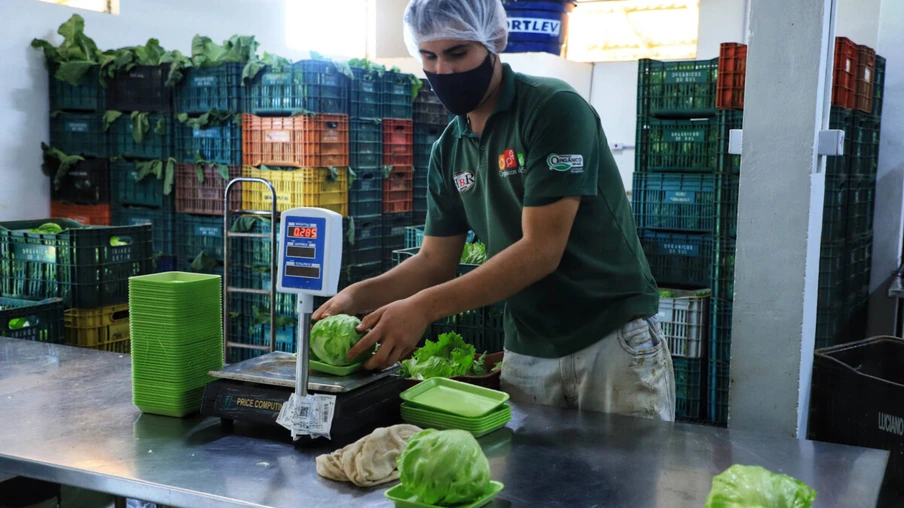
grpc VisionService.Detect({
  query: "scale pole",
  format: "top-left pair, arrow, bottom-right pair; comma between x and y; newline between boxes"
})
295,297 -> 313,397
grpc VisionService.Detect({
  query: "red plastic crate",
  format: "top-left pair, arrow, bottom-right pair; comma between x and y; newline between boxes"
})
175,163 -> 242,216
50,201 -> 112,225
716,43 -> 747,110
383,119 -> 414,166
832,37 -> 859,109
383,166 -> 413,213
854,45 -> 876,114
242,114 -> 349,168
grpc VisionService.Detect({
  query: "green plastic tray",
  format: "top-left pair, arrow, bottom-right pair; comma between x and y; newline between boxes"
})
400,378 -> 509,418
384,481 -> 503,508
309,359 -> 365,376
401,403 -> 511,428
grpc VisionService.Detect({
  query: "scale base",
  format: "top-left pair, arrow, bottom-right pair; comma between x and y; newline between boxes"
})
200,375 -> 407,447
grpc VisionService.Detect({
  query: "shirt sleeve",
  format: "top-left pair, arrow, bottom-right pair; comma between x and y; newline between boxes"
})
424,144 -> 470,237
522,91 -> 603,207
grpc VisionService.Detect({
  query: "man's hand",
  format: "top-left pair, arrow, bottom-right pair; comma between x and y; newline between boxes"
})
346,297 -> 431,370
312,286 -> 360,321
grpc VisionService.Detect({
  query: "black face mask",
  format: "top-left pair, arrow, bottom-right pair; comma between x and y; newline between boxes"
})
424,52 -> 495,116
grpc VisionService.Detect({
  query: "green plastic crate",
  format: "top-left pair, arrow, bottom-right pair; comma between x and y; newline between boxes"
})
673,356 -> 704,421
350,119 -> 384,168
637,58 -> 719,118
112,205 -> 175,256
108,113 -> 174,160
818,240 -> 847,312
414,123 -> 444,167
846,174 -> 876,244
846,240 -> 872,304
174,118 -> 242,165
50,112 -> 106,157
345,215 -> 383,266
110,161 -> 174,209
711,236 -> 735,301
827,107 -> 853,176
709,297 -> 733,362
350,67 -> 384,118
173,63 -> 244,114
636,112 -> 741,173
0,219 -> 152,308
873,55 -> 885,118
632,173 -> 717,232
715,174 -> 740,238
849,112 -> 880,176
245,61 -> 349,115
821,174 -> 849,243
405,225 -> 425,249
708,357 -> 730,424
49,64 -> 104,112
348,167 -> 383,217
382,71 -> 414,119
176,213 -> 225,265
0,297 -> 65,344
640,230 -> 714,288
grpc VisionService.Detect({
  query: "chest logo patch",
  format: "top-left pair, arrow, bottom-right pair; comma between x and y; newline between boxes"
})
453,170 -> 476,194
498,148 -> 526,178
548,153 -> 584,173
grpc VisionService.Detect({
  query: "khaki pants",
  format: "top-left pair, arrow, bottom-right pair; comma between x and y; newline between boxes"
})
500,317 -> 676,421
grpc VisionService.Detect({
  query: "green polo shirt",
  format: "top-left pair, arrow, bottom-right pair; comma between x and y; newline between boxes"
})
424,63 -> 659,359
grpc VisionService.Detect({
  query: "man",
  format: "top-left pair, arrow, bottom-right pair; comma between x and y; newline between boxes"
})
314,0 -> 675,420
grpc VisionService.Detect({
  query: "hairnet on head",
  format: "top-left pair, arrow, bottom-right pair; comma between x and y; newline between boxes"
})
403,0 -> 508,59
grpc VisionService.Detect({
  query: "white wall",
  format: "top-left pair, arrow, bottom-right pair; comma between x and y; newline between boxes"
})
0,0 -> 309,221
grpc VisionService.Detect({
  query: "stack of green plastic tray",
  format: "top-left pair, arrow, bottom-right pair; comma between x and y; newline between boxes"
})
399,378 -> 512,438
129,272 -> 224,417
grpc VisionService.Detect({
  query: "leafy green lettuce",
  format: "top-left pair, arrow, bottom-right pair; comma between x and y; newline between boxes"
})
399,331 -> 486,380
31,14 -> 101,86
704,465 -> 816,508
133,158 -> 177,195
461,242 -> 487,265
242,52 -> 293,84
397,429 -> 492,506
41,143 -> 84,190
310,314 -> 374,366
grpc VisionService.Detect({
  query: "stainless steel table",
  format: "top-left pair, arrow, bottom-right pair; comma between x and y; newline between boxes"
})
0,338 -> 889,508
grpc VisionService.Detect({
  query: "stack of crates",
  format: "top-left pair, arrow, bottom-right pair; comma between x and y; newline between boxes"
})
383,113 -> 415,269
105,63 -> 177,272
634,54 -> 734,422
0,218 -> 152,353
46,63 -> 112,226
413,80 -> 449,225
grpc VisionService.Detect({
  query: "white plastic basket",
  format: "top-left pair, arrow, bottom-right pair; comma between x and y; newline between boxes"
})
657,289 -> 710,358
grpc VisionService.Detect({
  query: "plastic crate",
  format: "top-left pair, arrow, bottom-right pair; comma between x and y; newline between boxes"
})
715,174 -> 740,238
348,167 -> 383,217
637,58 -> 719,118
414,178 -> 428,215
849,112 -> 880,176
242,166 -> 349,216
107,113 -> 174,160
382,71 -> 414,119
854,45 -> 876,114
173,63 -> 244,114
228,216 -> 275,290
673,356 -> 704,420
110,160 -> 173,209
413,210 -> 427,226
0,297 -> 65,344
832,37 -> 858,110
383,212 -> 414,268
384,119 -> 414,166
106,64 -> 173,113
50,201 -> 111,226
821,174 -> 849,243
49,64 -> 104,112
708,357 -> 730,424
710,297 -> 733,362
50,112 -> 106,157
636,112 -> 741,174
827,107 -> 853,176
847,174 -> 876,244
349,67 -> 383,118
175,163 -> 242,216
414,123 -> 444,167
405,225 -> 425,249
0,218 -> 152,308
345,214 -> 383,265
64,303 -> 130,349
112,205 -> 175,256
640,230 -> 713,288
631,173 -> 717,233
818,241 -> 847,313
174,118 -> 241,165
846,240 -> 872,300
414,83 -> 448,125
48,157 -> 110,205
242,114 -> 349,168
244,61 -> 349,115
716,43 -> 746,111
711,236 -> 735,301
872,55 -> 885,118
176,213 -> 225,264
384,166 -> 413,213
350,118 -> 383,168
657,289 -> 709,358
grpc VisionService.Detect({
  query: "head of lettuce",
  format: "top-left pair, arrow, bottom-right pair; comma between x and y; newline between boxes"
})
705,464 -> 816,508
397,429 -> 492,506
310,314 -> 375,366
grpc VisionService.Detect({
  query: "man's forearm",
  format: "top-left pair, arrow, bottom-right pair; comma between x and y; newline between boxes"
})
348,253 -> 455,312
413,239 -> 555,322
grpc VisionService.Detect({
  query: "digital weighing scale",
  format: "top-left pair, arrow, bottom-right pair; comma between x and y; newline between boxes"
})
201,201 -> 406,445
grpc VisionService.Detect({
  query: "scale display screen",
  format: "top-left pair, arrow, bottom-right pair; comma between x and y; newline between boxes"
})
288,226 -> 318,239
285,264 -> 321,279
286,245 -> 316,259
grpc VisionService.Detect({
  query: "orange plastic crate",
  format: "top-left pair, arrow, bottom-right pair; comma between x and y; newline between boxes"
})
716,43 -> 746,110
50,201 -> 111,225
175,163 -> 242,216
242,114 -> 349,168
832,37 -> 858,109
854,45 -> 876,114
383,166 -> 413,213
383,119 -> 414,166
241,166 -> 348,216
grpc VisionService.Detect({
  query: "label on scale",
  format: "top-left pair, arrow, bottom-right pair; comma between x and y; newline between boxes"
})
276,393 -> 337,439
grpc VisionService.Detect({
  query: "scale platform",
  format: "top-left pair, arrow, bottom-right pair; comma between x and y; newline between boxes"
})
201,352 -> 406,445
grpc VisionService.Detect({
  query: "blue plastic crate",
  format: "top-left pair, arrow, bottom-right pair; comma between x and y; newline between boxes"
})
108,113 -> 174,160
640,230 -> 714,288
50,112 -> 106,157
382,71 -> 413,119
414,123 -> 443,167
340,261 -> 383,289
112,205 -> 175,256
350,67 -> 383,118
349,168 -> 383,217
632,173 -> 717,232
345,214 -> 382,265
49,64 -> 104,112
245,61 -> 349,116
350,118 -> 384,168
174,63 -> 244,114
174,119 -> 242,165
110,161 -> 174,209
176,213 -> 225,264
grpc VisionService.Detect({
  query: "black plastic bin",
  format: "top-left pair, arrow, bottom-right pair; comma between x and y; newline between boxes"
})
809,336 -> 904,506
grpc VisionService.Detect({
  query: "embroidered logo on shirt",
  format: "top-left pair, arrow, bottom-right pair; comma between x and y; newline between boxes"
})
453,170 -> 476,194
498,149 -> 526,178
547,153 -> 584,173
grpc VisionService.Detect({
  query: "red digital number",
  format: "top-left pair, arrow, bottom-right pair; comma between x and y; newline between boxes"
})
291,226 -> 317,238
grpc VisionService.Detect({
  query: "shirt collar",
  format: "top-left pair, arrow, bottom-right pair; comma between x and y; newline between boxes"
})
452,63 -> 517,138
